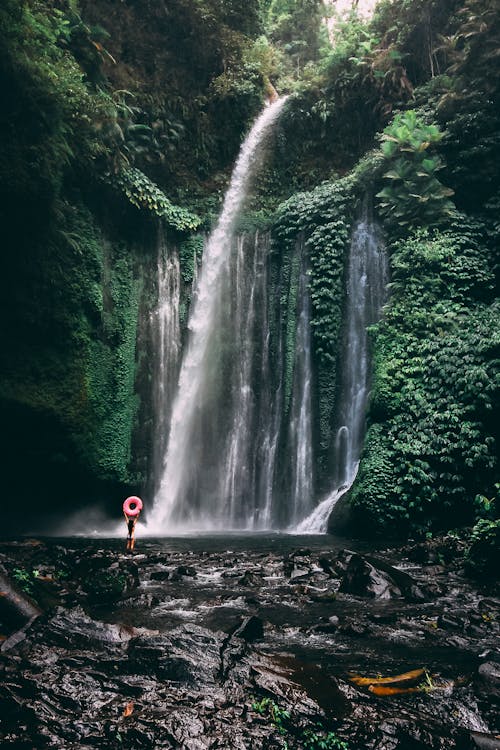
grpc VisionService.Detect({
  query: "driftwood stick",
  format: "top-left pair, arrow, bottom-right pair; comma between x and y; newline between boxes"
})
0,566 -> 42,650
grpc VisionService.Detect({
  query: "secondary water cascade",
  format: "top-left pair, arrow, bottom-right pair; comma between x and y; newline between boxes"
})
296,203 -> 388,533
287,244 -> 314,526
147,98 -> 289,533
150,230 -> 181,497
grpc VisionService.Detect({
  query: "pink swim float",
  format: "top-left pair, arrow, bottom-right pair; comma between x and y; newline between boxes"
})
123,496 -> 143,517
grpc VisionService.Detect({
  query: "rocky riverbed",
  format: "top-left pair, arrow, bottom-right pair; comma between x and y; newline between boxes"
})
0,534 -> 499,749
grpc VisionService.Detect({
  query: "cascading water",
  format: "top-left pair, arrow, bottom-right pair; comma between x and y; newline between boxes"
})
334,204 -> 388,486
146,98 -> 288,533
287,240 -> 314,526
295,202 -> 388,533
151,230 -> 181,497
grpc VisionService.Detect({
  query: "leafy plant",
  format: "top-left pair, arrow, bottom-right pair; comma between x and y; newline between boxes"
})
376,110 -> 455,229
252,697 -> 290,735
252,699 -> 349,749
302,726 -> 349,750
465,518 -> 500,578
12,567 -> 39,595
111,168 -> 201,232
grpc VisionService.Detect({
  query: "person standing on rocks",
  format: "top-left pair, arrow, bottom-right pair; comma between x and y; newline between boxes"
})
123,496 -> 143,551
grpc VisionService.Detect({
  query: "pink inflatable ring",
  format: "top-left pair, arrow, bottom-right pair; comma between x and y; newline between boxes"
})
123,496 -> 143,517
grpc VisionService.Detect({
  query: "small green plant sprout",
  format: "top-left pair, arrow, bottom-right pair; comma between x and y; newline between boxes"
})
418,669 -> 435,692
474,483 -> 498,519
12,568 -> 39,595
252,697 -> 290,735
302,724 -> 349,750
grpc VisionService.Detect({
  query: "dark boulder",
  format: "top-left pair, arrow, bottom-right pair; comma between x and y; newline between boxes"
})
471,731 -> 500,750
338,551 -> 425,601
232,615 -> 264,642
339,553 -> 403,599
477,662 -> 500,697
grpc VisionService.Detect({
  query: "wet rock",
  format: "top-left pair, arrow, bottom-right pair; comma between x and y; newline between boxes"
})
437,613 -> 463,630
338,552 -> 425,601
74,557 -> 139,604
284,549 -> 313,578
42,607 -> 136,650
477,662 -> 500,696
339,554 -> 403,599
150,567 -> 171,581
128,624 -> 224,685
471,731 -> 500,749
232,615 -> 264,642
368,611 -> 398,625
82,568 -> 130,603
339,617 -> 370,637
290,567 -> 310,581
169,564 -> 197,581
313,621 -> 339,634
306,588 -> 337,603
239,569 -> 262,586
1,537 -> 498,750
251,652 -> 335,719
121,592 -> 160,608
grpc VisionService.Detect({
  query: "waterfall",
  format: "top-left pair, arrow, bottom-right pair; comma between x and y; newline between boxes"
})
295,202 -> 388,533
151,230 -> 181,497
147,98 -> 288,533
287,239 -> 314,526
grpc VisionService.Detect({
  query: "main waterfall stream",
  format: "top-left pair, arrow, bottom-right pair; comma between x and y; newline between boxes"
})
147,98 -> 289,533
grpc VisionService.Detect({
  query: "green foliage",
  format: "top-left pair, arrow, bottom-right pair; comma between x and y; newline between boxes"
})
112,168 -> 201,232
12,567 -> 39,596
84,245 -> 140,482
252,699 -> 349,749
0,198 -> 144,508
178,234 -> 205,325
0,0 -> 118,211
303,726 -> 349,750
265,0 -> 329,77
376,110 -> 455,230
178,235 -> 204,285
474,483 -> 499,521
465,519 -> 500,578
252,698 -> 290,735
351,223 -> 499,534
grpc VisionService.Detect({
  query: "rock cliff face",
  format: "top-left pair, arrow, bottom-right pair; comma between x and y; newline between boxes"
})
0,196 -> 156,530
0,0 -> 264,531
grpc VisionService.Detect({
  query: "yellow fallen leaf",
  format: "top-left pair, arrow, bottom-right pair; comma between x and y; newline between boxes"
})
350,668 -> 425,687
123,702 -> 134,717
368,685 -> 422,696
